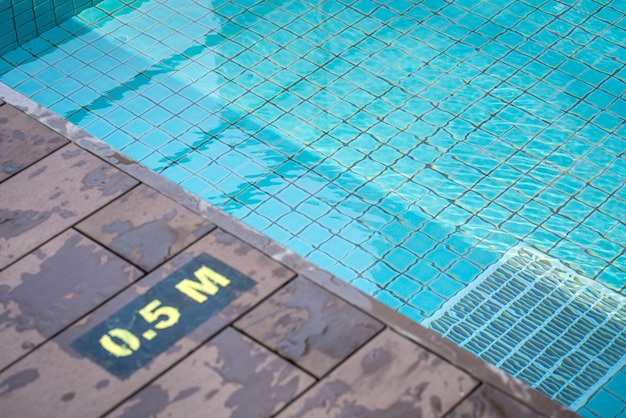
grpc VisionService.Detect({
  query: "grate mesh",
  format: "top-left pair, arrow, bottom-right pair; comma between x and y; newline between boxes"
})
422,245 -> 626,410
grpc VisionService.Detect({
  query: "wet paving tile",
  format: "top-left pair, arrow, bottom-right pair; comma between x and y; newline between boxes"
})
236,276 -> 383,377
0,229 -> 143,371
0,229 -> 295,417
0,144 -> 138,269
107,327 -> 314,418
276,329 -> 479,418
0,104 -> 68,182
77,184 -> 215,271
446,384 -> 543,418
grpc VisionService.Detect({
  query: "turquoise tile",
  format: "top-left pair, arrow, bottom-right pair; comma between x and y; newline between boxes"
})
284,235 -> 314,258
236,161 -> 265,181
425,245 -> 459,270
576,408 -> 598,418
586,389 -> 624,418
236,186 -> 269,208
403,232 -> 437,256
0,57 -> 14,75
447,258 -> 480,283
161,117 -> 190,137
103,130 -> 134,149
398,304 -> 425,323
597,266 -> 626,292
241,211 -> 272,233
362,262 -> 398,287
277,211 -> 311,234
374,290 -> 403,309
254,196 -> 291,221
275,183 -> 309,207
49,77 -> 82,95
178,151 -> 211,172
387,275 -> 420,298
408,289 -> 445,315
69,86 -> 100,106
383,246 -> 415,273
429,275 -> 464,298
17,78 -> 46,95
90,56 -> 120,73
121,141 -> 152,161
49,98 -> 78,116
106,107 -> 135,126
351,277 -> 380,295
138,151 -> 167,172
31,88 -> 63,107
263,222 -> 295,245
465,246 -> 499,268
85,118 -> 116,138
138,129 -> 167,149
143,106 -> 174,125
340,247 -> 376,271
320,235 -> 356,260
16,56 -> 50,76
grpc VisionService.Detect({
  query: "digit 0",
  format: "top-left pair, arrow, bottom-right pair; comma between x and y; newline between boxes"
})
99,328 -> 140,357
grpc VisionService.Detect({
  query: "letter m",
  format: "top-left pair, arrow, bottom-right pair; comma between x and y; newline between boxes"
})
175,266 -> 231,303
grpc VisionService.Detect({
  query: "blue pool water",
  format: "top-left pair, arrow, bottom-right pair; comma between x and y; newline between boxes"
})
1,0 -> 625,414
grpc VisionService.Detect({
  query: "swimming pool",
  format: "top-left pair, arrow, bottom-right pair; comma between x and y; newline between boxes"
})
1,0 -> 624,415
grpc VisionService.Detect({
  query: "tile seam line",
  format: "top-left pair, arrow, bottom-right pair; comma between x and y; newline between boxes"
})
0,82 -> 574,418
0,180 -> 141,276
71,183 -> 221,275
264,325 -> 386,418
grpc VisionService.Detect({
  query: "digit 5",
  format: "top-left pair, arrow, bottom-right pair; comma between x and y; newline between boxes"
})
138,299 -> 181,329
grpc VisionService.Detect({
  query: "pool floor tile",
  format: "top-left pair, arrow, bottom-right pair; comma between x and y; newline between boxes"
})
235,276 -> 383,377
106,327 -> 315,418
0,229 -> 143,371
276,329 -> 479,418
76,184 -> 215,271
0,103 -> 68,182
0,143 -> 138,269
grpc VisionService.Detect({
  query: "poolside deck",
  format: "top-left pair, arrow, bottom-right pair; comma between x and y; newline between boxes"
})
0,89 -> 577,417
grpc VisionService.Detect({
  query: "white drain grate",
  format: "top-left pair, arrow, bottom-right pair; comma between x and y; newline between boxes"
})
422,245 -> 626,410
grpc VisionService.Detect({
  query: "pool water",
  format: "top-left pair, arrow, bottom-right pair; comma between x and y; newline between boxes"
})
1,0 -> 625,414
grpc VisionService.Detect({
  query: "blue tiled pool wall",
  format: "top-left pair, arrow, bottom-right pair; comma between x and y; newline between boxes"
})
1,0 -> 625,412
0,0 -> 105,56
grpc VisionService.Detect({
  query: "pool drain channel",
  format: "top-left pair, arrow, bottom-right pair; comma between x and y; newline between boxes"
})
422,245 -> 626,410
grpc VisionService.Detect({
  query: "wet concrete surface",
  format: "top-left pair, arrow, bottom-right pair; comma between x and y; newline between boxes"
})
76,184 -> 215,271
0,143 -> 137,269
235,276 -> 384,377
0,97 -> 578,417
107,327 -> 315,418
0,104 -> 67,182
0,229 -> 142,370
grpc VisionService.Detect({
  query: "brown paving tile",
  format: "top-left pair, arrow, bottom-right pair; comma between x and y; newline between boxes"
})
107,327 -> 314,418
235,276 -> 383,378
0,229 -> 295,417
276,329 -> 479,418
77,184 -> 215,271
0,144 -> 138,269
0,104 -> 68,182
0,229 -> 143,371
446,384 -> 544,417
